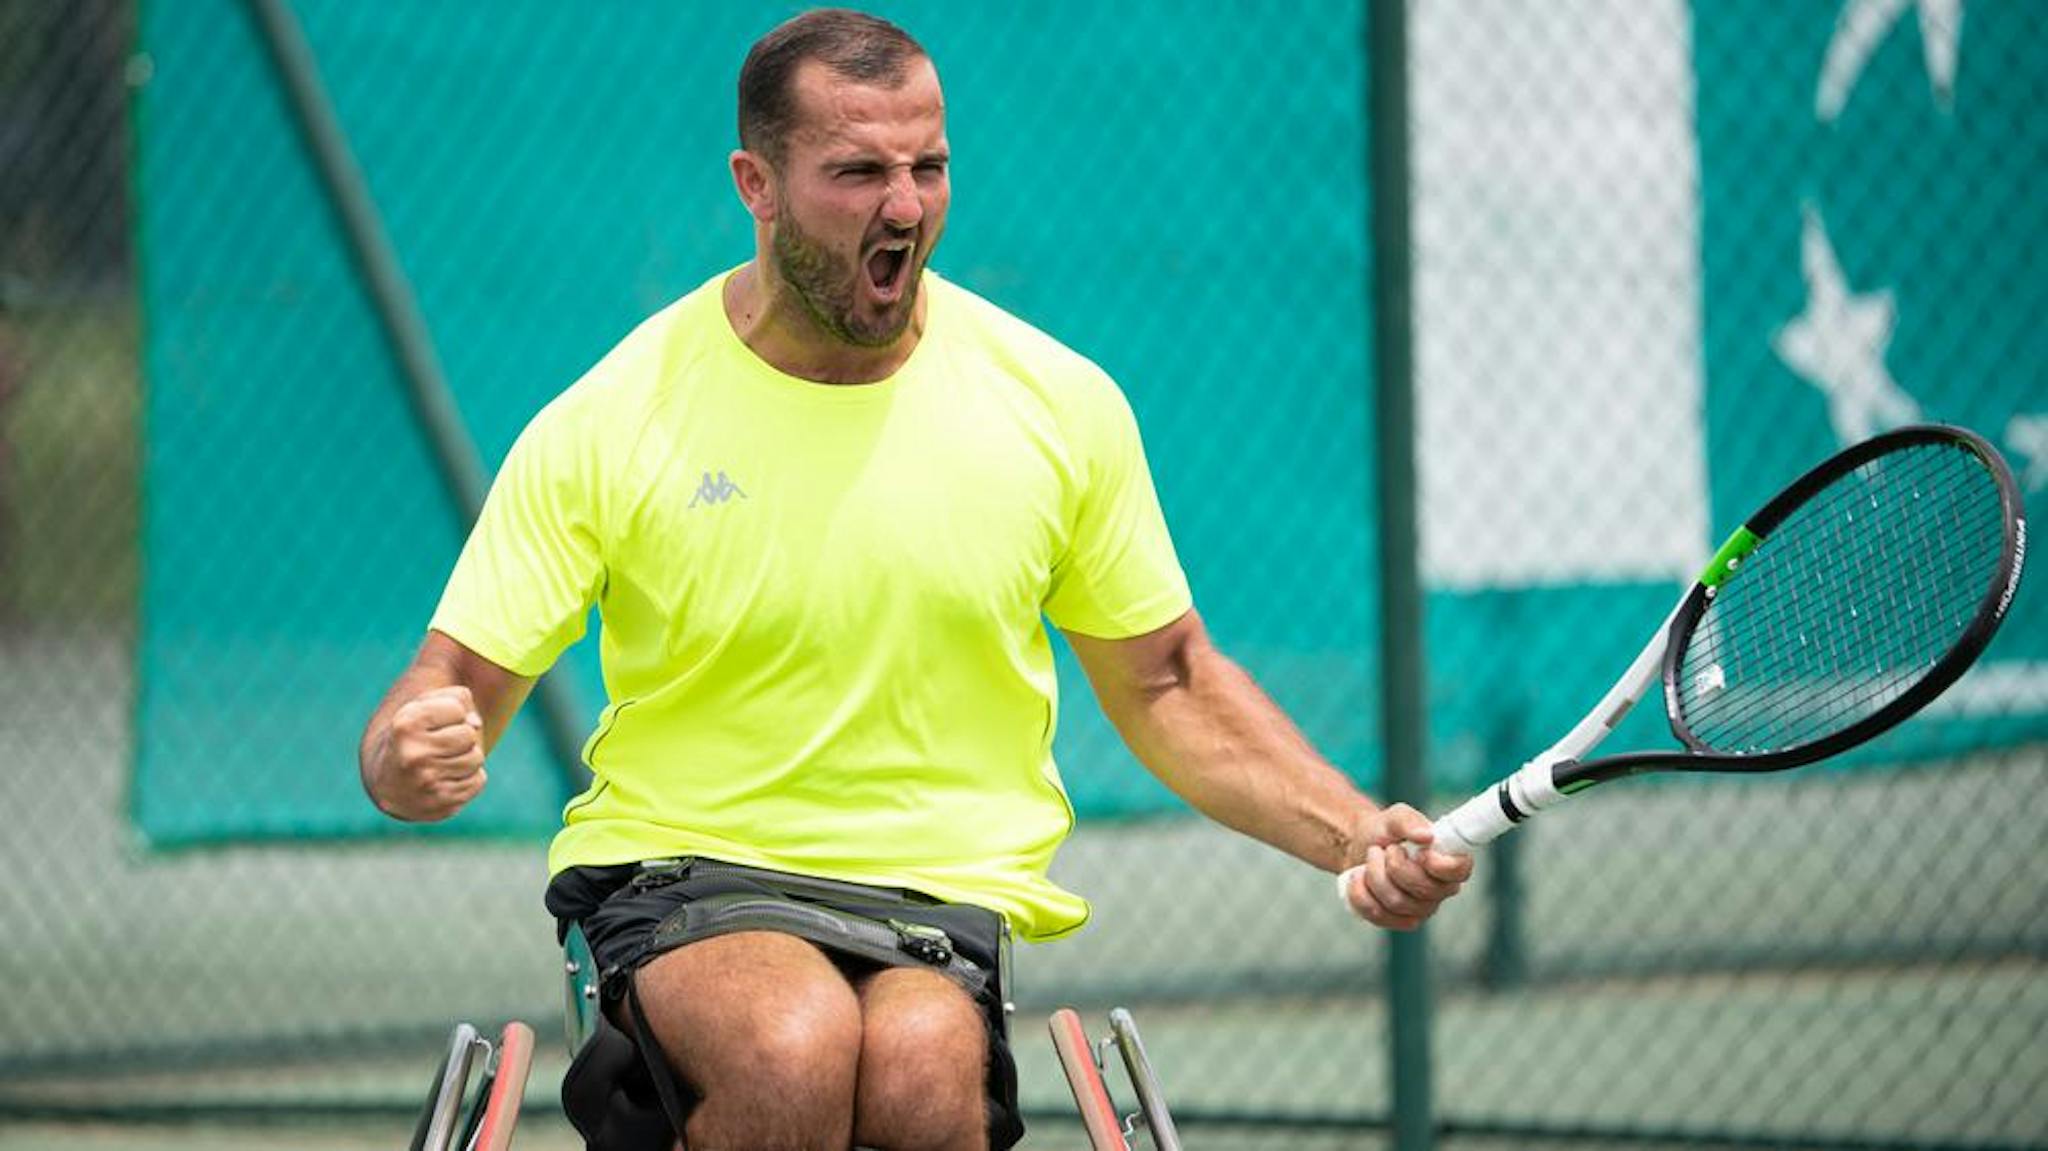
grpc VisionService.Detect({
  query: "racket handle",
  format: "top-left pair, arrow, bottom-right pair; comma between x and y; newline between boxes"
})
1430,789 -> 1513,856
1427,815 -> 1481,857
1427,759 -> 1565,859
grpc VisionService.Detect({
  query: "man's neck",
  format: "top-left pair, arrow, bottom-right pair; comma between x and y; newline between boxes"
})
723,263 -> 925,385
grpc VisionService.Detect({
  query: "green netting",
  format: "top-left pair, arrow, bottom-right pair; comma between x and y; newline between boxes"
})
131,0 -> 1384,840
3,2 -> 2044,1147
130,0 -> 2047,847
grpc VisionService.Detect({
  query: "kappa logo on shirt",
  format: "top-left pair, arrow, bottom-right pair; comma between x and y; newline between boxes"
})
688,470 -> 748,508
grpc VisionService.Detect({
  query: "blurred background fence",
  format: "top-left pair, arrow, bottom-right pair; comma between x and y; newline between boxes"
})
1,1 -> 2042,1148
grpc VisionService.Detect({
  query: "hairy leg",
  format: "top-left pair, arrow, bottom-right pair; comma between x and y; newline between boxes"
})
633,930 -> 862,1151
851,966 -> 991,1151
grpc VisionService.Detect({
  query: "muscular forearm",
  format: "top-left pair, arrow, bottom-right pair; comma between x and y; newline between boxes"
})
1073,613 -> 1472,928
1088,634 -> 1378,873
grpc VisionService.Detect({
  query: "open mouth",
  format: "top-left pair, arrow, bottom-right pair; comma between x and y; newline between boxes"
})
864,241 -> 913,299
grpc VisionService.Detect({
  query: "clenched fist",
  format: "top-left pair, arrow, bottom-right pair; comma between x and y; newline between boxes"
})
368,684 -> 488,821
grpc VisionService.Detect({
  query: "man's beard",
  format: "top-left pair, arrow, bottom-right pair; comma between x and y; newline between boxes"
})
770,205 -> 921,349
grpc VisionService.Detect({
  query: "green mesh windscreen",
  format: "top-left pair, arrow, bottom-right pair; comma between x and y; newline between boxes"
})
8,2 -> 2045,1144
132,0 -> 1382,842
132,1 -> 2046,846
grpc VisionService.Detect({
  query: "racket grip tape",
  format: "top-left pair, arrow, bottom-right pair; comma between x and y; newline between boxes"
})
1430,789 -> 1514,855
1428,759 -> 1564,858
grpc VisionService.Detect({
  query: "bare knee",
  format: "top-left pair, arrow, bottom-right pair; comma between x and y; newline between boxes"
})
635,932 -> 864,1149
724,990 -> 861,1093
854,970 -> 989,1151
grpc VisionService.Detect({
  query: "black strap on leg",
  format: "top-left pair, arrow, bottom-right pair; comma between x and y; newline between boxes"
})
558,981 -> 677,1151
625,972 -> 697,1143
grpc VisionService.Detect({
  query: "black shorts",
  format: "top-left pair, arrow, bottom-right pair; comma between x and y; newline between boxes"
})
546,857 -> 1024,1150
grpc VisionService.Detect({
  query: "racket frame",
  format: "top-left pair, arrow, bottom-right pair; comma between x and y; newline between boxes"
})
1652,424 -> 2028,773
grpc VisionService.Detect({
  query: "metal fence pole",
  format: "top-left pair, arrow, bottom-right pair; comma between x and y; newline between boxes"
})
243,0 -> 591,798
1365,1 -> 1436,1148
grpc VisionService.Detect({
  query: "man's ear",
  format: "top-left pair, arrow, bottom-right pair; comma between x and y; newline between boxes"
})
730,149 -> 778,223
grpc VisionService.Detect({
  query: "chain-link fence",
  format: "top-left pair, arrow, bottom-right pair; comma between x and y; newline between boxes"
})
1,2 -> 2041,1149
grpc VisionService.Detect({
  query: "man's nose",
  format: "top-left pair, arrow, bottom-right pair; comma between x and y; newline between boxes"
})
881,171 -> 923,228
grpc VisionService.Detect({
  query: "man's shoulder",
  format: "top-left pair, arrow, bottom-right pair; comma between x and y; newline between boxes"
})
536,274 -> 727,430
929,273 -> 1120,402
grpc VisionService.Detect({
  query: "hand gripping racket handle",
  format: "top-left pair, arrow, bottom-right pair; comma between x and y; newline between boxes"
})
1334,811 -> 1481,911
1335,610 -> 1672,913
1334,758 -> 1564,912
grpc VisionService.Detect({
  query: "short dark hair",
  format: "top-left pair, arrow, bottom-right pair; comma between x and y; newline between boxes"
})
737,9 -> 930,167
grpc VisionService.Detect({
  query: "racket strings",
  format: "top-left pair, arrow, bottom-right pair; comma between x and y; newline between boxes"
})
1712,459 -> 2003,743
1682,452 -> 2000,748
1687,516 -> 1992,746
1676,443 -> 2007,754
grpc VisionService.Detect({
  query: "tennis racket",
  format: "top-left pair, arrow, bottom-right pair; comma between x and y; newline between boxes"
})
1342,422 -> 2025,893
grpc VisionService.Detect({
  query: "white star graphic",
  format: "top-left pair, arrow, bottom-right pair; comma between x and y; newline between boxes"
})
1771,205 -> 1921,445
2006,413 -> 2048,493
1816,0 -> 1964,123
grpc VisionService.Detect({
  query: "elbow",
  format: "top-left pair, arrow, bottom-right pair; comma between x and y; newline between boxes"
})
1134,637 -> 1200,702
1122,619 -> 1220,714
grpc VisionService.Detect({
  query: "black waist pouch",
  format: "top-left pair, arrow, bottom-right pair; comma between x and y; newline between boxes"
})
627,858 -> 1005,1002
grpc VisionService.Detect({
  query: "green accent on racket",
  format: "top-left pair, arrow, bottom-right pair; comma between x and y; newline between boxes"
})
1697,526 -> 1762,590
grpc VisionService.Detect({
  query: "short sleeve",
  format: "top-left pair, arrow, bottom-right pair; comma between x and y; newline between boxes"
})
1042,373 -> 1192,638
428,399 -> 606,676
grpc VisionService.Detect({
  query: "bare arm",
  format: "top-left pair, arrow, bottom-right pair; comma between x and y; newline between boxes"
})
359,630 -> 536,822
1064,609 -> 1471,929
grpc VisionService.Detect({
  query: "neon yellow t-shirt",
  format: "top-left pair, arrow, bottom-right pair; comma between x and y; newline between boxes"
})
429,269 -> 1190,940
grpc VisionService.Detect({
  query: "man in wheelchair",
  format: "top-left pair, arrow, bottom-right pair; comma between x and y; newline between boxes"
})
361,9 -> 1471,1149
